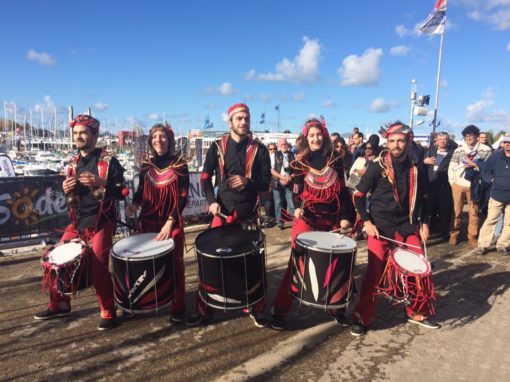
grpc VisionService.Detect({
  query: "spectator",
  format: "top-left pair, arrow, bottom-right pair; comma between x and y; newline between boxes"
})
348,141 -> 378,190
330,132 -> 341,144
424,132 -> 455,241
351,132 -> 365,161
263,143 -> 278,222
448,125 -> 493,246
473,133 -> 510,255
270,138 -> 295,230
334,136 -> 353,178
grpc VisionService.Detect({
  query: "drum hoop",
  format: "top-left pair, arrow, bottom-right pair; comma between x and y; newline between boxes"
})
115,299 -> 173,314
196,244 -> 263,259
294,239 -> 357,254
111,248 -> 174,261
289,294 -> 351,310
390,251 -> 431,275
198,291 -> 265,311
45,239 -> 88,267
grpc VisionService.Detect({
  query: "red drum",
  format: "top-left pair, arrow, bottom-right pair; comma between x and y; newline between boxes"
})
290,232 -> 357,310
195,225 -> 266,311
111,233 -> 175,314
377,248 -> 435,313
41,240 -> 91,296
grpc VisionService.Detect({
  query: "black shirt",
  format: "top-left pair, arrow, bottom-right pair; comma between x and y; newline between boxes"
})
354,154 -> 429,237
73,148 -> 125,232
201,135 -> 271,221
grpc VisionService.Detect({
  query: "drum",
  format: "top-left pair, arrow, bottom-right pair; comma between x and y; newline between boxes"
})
377,248 -> 435,312
195,225 -> 266,311
41,240 -> 91,296
290,231 -> 357,310
111,233 -> 175,314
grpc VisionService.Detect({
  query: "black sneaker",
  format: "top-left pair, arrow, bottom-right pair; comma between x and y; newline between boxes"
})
278,222 -> 285,230
185,313 -> 208,327
169,311 -> 186,324
270,315 -> 285,331
472,247 -> 487,256
407,317 -> 441,329
350,323 -> 367,337
34,309 -> 71,320
98,317 -> 118,331
249,313 -> 269,328
333,312 -> 350,327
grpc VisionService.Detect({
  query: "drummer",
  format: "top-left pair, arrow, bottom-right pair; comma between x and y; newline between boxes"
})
270,117 -> 354,330
350,121 -> 439,337
186,102 -> 271,328
34,115 -> 126,331
126,122 -> 189,324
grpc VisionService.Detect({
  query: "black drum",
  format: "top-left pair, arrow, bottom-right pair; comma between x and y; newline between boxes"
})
111,233 -> 175,314
195,225 -> 266,311
290,231 -> 357,310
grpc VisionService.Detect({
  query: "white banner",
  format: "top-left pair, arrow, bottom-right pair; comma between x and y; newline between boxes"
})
182,172 -> 209,217
0,155 -> 15,177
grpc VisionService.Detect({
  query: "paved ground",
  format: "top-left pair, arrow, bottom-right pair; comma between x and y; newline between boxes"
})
0,223 -> 509,382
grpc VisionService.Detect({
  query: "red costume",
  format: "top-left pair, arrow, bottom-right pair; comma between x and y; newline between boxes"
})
132,150 -> 189,316
272,118 -> 354,316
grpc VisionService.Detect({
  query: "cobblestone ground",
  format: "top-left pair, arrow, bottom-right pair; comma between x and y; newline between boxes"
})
1,225 -> 508,382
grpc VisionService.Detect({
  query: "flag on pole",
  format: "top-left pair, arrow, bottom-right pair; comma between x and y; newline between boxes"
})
204,115 -> 213,129
275,105 -> 280,111
260,113 -> 265,124
418,0 -> 447,35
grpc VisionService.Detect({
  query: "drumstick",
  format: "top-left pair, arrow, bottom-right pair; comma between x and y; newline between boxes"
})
377,234 -> 422,250
330,227 -> 353,234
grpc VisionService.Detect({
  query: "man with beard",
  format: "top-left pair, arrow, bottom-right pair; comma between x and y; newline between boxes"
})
350,121 -> 439,337
35,115 -> 126,331
187,103 -> 271,328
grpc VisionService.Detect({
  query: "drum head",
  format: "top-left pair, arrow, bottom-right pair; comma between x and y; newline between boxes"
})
392,249 -> 430,275
295,231 -> 356,253
49,242 -> 83,265
195,225 -> 261,257
112,233 -> 174,259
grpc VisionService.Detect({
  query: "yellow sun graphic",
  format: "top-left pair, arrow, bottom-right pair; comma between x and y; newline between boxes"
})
6,187 -> 39,226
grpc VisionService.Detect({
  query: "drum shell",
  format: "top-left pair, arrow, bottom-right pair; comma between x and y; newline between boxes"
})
290,236 -> 356,309
42,242 -> 91,296
111,248 -> 175,314
196,226 -> 266,311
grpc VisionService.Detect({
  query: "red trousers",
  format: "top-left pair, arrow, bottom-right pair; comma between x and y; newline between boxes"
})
272,217 -> 338,316
352,231 -> 432,327
138,220 -> 186,315
47,222 -> 116,319
195,214 -> 264,315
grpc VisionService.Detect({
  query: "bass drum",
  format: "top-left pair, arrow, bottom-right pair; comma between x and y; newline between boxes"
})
195,225 -> 266,311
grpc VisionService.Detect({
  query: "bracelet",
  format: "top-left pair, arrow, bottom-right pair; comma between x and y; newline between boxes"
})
167,217 -> 175,222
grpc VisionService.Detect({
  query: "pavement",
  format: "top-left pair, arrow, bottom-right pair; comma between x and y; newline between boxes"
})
0,223 -> 509,382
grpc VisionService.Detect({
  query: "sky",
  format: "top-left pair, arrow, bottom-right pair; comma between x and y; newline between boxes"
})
1,0 -> 510,138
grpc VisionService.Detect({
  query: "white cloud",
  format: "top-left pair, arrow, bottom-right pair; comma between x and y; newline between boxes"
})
247,37 -> 321,83
464,1 -> 510,30
33,95 -> 59,113
94,102 -> 109,112
507,41 -> 510,50
339,48 -> 383,87
369,98 -> 398,113
465,89 -> 510,126
146,113 -> 161,121
126,116 -> 145,128
395,24 -> 410,38
323,99 -> 336,108
221,113 -> 229,122
390,45 -> 410,56
206,82 -> 237,96
292,92 -> 306,101
259,94 -> 272,102
26,49 -> 55,66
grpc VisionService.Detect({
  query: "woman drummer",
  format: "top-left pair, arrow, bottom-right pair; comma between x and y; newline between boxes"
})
270,117 -> 354,330
126,122 -> 189,323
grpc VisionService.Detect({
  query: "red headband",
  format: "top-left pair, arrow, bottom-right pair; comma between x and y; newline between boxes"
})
302,116 -> 329,140
227,103 -> 250,119
69,115 -> 100,134
379,123 -> 412,139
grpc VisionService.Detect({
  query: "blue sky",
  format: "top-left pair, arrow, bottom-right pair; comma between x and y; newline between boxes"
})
1,0 -> 509,138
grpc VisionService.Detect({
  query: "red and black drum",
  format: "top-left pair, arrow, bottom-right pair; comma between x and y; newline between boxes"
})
290,231 -> 356,310
41,240 -> 91,296
195,225 -> 266,311
111,233 -> 175,314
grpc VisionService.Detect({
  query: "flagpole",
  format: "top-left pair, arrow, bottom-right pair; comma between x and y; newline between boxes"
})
432,32 -> 445,134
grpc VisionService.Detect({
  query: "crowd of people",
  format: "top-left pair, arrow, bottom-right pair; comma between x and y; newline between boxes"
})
34,103 -> 509,338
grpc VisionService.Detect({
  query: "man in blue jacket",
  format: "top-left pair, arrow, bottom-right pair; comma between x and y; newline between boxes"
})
474,133 -> 510,255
